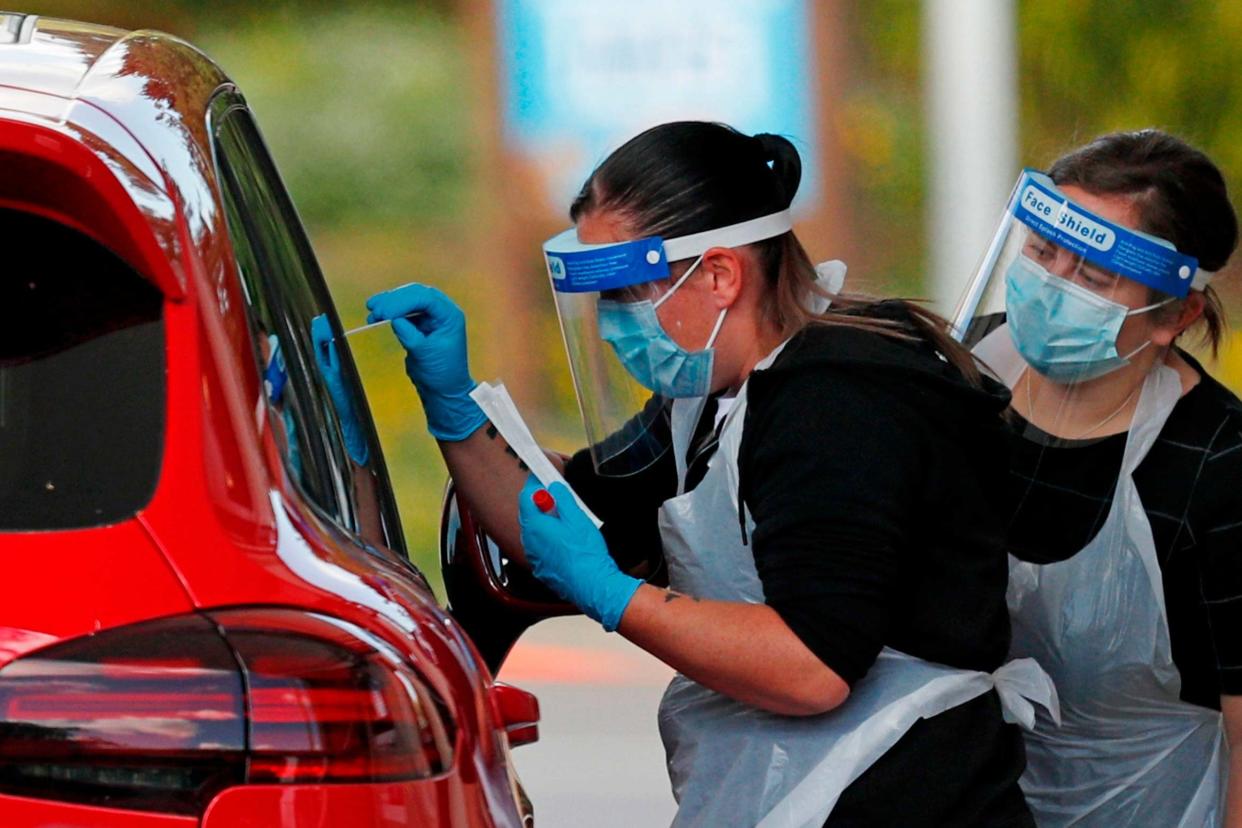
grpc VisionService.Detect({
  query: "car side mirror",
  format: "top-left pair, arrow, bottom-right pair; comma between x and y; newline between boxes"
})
489,682 -> 540,748
439,480 -> 577,673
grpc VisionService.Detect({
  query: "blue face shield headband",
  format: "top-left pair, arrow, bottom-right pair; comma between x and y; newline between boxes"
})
543,209 -> 794,295
1009,169 -> 1210,298
953,169 -> 1216,344
544,209 -> 794,474
1003,171 -> 1211,383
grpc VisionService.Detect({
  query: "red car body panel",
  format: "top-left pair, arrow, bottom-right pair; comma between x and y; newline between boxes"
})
0,14 -> 531,826
201,781 -> 488,828
0,792 -> 197,828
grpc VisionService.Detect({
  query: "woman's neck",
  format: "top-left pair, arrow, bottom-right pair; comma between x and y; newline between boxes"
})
1017,347 -> 1199,438
726,315 -> 785,393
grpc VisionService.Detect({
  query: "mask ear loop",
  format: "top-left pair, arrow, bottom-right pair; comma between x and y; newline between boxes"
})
653,254 -> 705,310
704,306 -> 728,349
1124,296 -> 1176,317
1119,339 -> 1155,361
1118,295 -> 1177,360
652,253 -> 729,351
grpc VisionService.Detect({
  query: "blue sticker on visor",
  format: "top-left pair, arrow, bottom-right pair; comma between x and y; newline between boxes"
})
1011,169 -> 1199,298
543,229 -> 670,293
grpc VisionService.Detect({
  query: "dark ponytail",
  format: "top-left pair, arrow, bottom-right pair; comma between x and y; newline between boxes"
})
753,132 -> 802,209
571,121 -> 982,385
570,121 -> 791,235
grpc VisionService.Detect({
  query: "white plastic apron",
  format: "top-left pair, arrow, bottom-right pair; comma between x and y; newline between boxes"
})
656,341 -> 1057,828
976,326 -> 1229,827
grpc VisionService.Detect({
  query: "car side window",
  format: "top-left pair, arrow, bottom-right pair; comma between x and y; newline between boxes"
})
209,97 -> 407,559
0,208 -> 165,530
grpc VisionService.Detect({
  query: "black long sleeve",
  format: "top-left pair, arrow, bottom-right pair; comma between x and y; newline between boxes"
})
742,368 -> 921,684
567,317 -> 1028,826
738,321 -> 1015,687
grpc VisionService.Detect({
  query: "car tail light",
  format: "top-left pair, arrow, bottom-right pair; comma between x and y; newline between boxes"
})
215,608 -> 455,784
0,614 -> 244,814
0,609 -> 455,815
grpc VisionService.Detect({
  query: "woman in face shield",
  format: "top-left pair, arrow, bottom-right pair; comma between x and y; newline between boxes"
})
369,121 -> 1054,826
956,129 -> 1242,827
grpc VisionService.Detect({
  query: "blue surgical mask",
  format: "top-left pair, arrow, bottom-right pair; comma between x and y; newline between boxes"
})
1005,255 -> 1172,382
597,256 -> 727,398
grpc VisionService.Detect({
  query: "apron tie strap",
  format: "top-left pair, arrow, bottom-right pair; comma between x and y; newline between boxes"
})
990,657 -> 1060,730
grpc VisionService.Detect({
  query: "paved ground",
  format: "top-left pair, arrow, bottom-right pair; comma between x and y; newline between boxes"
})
498,616 -> 678,827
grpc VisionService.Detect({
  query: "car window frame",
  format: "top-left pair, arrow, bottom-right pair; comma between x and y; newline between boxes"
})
206,87 -> 410,564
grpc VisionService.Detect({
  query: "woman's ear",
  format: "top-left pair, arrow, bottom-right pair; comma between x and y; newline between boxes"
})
1152,291 -> 1205,347
700,247 -> 746,309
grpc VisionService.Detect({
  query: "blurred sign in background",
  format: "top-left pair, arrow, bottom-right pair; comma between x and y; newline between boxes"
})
19,0 -> 1242,588
497,0 -> 819,211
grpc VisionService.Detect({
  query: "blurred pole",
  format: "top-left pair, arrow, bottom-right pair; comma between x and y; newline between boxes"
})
801,0 -> 858,274
458,0 -> 541,409
922,0 -> 1017,311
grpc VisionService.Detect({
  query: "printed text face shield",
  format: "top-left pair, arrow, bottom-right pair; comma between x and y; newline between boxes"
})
545,211 -> 792,476
951,169 -> 1207,389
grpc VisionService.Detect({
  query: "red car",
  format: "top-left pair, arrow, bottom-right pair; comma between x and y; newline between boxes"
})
0,13 -> 550,827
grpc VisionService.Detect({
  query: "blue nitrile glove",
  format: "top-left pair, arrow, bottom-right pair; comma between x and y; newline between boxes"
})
311,314 -> 369,465
517,476 -> 641,632
264,334 -> 288,404
365,284 -> 488,441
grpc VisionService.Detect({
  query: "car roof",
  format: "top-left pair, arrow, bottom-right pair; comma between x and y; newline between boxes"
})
0,13 -> 128,100
0,13 -> 229,107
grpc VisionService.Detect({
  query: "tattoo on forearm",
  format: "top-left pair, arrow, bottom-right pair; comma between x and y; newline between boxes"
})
664,590 -> 701,604
486,423 -> 531,472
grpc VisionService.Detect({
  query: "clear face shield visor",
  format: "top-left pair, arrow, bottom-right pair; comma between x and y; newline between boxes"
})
951,169 -> 1212,389
949,170 -> 1222,586
544,210 -> 794,477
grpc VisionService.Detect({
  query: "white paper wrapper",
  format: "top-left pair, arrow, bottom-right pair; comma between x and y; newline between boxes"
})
470,381 -> 603,528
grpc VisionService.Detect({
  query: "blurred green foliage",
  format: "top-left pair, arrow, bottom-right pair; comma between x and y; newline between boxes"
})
21,0 -> 1242,597
202,8 -> 470,227
1019,0 -> 1242,169
19,0 -> 455,31
842,0 -> 1242,302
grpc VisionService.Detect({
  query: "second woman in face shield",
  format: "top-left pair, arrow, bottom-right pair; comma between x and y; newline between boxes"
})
369,121 -> 1054,826
958,129 -> 1242,827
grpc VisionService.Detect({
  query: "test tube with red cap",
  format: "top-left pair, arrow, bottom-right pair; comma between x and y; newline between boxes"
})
532,488 -> 556,515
